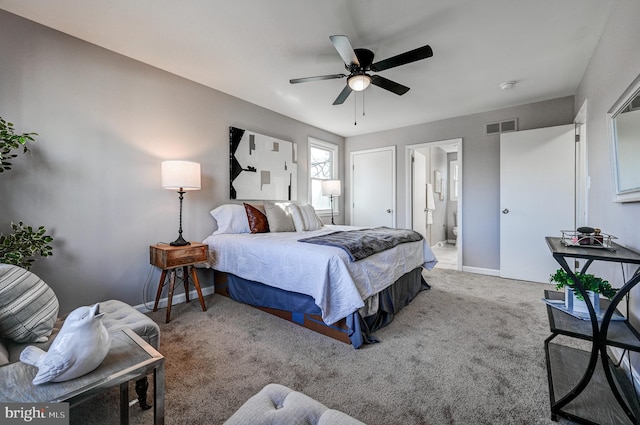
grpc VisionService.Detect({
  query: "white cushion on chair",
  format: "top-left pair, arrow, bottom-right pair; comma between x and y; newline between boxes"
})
224,383 -> 366,425
99,300 -> 160,350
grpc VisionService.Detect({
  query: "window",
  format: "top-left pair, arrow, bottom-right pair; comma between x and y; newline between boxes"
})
449,160 -> 459,201
308,138 -> 339,213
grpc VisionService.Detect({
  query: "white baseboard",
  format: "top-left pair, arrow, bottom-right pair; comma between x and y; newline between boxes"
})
132,285 -> 216,313
461,266 -> 500,277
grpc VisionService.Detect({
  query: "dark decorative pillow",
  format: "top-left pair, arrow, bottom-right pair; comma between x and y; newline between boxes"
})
244,203 -> 270,233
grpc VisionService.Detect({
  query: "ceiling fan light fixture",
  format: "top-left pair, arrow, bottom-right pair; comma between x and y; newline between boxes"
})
348,74 -> 371,91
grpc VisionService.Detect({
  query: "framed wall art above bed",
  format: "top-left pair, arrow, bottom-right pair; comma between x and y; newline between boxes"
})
229,126 -> 297,201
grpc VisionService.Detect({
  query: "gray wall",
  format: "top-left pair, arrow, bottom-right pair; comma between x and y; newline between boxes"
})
0,11 -> 344,314
574,0 -> 640,371
575,0 -> 640,253
345,96 -> 575,271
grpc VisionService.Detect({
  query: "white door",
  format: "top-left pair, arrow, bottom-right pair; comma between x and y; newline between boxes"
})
412,151 -> 428,240
500,124 -> 574,283
351,147 -> 395,227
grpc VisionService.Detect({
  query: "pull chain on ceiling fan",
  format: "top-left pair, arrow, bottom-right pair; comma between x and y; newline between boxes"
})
354,89 -> 366,126
290,35 -> 433,106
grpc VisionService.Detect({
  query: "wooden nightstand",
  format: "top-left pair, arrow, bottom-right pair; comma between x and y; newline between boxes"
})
150,242 -> 208,323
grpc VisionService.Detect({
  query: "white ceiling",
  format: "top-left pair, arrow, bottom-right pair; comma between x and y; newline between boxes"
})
0,0 -> 615,137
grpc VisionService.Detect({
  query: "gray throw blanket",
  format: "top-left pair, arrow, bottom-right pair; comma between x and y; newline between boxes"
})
298,226 -> 423,261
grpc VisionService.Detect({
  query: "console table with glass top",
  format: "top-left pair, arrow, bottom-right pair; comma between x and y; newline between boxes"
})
544,236 -> 640,424
0,327 -> 165,425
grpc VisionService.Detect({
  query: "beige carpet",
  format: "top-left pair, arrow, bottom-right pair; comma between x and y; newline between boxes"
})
71,268 -> 577,425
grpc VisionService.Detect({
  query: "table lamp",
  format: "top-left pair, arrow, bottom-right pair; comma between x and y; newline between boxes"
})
161,160 -> 201,246
321,180 -> 341,225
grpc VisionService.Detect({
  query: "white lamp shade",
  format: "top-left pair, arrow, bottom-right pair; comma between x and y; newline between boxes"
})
321,180 -> 341,197
348,74 -> 371,91
161,160 -> 201,190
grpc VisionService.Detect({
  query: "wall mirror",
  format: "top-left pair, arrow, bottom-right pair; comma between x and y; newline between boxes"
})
609,73 -> 640,203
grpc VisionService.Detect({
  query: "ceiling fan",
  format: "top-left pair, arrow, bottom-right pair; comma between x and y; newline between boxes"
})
290,35 -> 433,105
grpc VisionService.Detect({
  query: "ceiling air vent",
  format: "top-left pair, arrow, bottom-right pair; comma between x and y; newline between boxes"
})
485,118 -> 518,135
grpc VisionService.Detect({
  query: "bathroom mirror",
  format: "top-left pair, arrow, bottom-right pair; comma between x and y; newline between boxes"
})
609,73 -> 640,202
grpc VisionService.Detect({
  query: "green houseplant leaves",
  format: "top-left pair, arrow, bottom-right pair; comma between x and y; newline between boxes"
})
1,117 -> 53,269
0,222 -> 54,270
549,268 -> 616,300
0,117 -> 38,173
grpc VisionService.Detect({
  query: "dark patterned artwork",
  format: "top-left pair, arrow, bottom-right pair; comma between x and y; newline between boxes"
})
229,126 -> 297,200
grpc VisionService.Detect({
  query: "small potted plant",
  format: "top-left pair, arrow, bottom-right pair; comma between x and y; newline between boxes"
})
550,268 -> 616,314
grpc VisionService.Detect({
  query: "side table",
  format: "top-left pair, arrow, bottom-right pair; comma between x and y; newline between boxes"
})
150,242 -> 208,323
544,236 -> 640,424
0,328 -> 165,425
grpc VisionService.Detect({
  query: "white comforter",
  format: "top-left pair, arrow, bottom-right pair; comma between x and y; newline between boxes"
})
203,225 -> 437,325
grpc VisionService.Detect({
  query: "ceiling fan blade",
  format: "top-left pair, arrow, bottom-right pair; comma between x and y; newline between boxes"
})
370,75 -> 410,95
290,74 -> 346,84
330,35 -> 360,67
370,45 -> 433,72
333,84 -> 353,105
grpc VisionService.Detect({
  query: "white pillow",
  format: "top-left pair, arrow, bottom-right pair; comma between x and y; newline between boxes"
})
210,204 -> 250,235
264,201 -> 296,232
290,204 -> 324,231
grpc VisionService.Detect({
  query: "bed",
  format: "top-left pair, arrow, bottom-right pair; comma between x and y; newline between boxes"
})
203,203 -> 438,348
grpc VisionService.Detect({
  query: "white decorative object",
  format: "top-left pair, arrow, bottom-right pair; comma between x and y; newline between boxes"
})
565,288 -> 600,314
20,303 -> 111,385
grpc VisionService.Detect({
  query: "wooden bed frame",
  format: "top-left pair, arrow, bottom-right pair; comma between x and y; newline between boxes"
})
214,271 -> 352,344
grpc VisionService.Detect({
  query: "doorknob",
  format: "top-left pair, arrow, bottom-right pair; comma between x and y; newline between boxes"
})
386,209 -> 392,213
502,208 -> 509,214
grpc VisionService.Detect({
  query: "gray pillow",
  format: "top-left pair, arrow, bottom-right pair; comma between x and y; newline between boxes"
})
0,264 -> 59,343
264,201 -> 296,232
290,203 -> 324,231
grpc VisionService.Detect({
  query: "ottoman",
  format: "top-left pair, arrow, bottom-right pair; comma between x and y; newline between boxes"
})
224,383 -> 367,425
95,299 -> 161,409
99,299 -> 161,350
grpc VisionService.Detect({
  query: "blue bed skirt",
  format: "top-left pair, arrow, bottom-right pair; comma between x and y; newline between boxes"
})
218,267 -> 430,348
